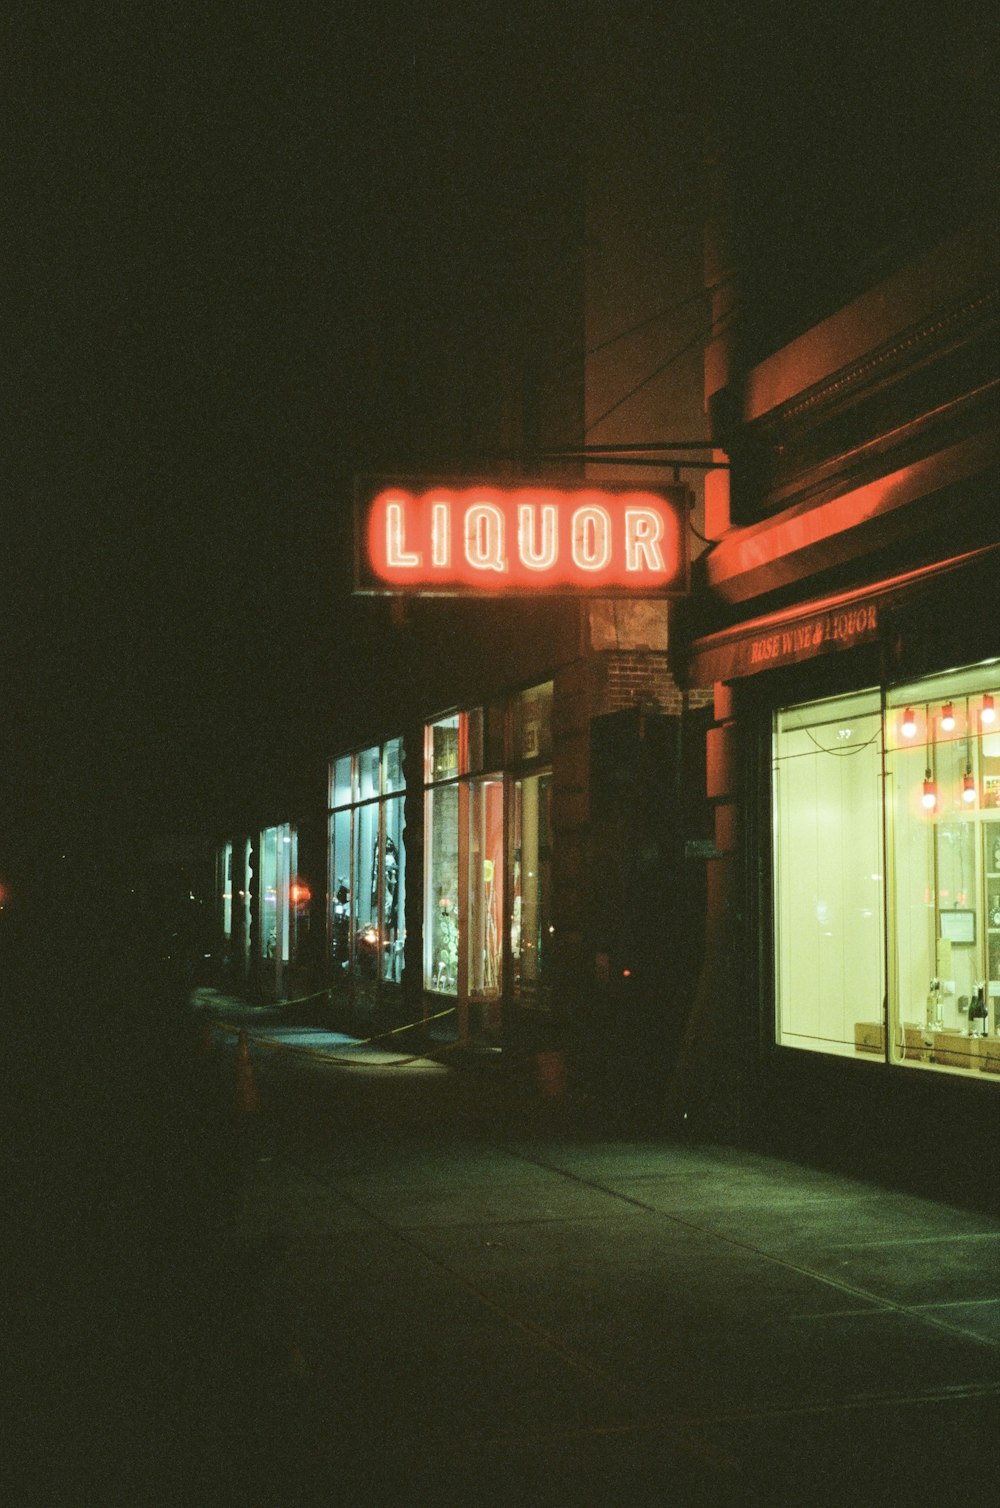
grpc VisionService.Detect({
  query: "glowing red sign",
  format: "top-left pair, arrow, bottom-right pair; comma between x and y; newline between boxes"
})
355,479 -> 689,596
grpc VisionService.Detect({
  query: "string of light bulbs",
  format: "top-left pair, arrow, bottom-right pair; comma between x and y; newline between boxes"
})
898,692 -> 997,811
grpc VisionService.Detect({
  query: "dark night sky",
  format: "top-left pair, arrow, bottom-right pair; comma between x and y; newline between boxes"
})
4,1 -> 995,886
4,4 -> 587,868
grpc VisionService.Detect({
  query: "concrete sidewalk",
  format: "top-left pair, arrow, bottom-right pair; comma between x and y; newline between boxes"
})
170,1005 -> 1000,1506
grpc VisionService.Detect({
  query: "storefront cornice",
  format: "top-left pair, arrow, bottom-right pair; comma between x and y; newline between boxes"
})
702,430 -> 1000,605
685,542 -> 1000,686
743,224 -> 998,425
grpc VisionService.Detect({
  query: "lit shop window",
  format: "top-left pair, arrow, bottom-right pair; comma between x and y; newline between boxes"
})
236,838 -> 252,967
510,681 -> 553,762
510,771 -> 553,1009
423,691 -> 553,1011
509,684 -> 554,1011
773,664 -> 1000,1081
258,823 -> 300,964
423,711 -> 485,995
219,841 -> 233,943
327,740 -> 406,991
773,690 -> 886,1058
468,776 -> 504,997
885,667 -> 1000,1076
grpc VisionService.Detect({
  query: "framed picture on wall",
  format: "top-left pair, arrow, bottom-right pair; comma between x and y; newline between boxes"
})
940,909 -> 976,944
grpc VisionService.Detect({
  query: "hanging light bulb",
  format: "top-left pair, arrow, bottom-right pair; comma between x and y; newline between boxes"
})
941,702 -> 956,732
922,770 -> 937,810
981,693 -> 996,725
901,707 -> 917,738
962,698 -> 976,804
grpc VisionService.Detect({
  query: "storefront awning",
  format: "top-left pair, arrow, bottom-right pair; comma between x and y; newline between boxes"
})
685,544 -> 1000,685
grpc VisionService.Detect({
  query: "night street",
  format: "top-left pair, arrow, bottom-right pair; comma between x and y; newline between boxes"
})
8,991 -> 999,1507
5,7 -> 999,1503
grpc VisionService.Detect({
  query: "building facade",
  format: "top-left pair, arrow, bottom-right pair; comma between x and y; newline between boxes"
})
677,217 -> 999,1204
210,11 -> 997,1203
216,594 -> 713,1106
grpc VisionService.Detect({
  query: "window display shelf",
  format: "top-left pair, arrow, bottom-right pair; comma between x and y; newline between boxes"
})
855,1020 -> 1000,1072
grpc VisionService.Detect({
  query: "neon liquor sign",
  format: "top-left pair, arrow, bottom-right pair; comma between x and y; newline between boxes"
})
355,478 -> 690,596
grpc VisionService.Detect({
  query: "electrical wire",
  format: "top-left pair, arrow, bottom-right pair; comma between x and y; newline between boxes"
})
582,298 -> 738,437
584,328 -> 708,435
583,282 -> 722,362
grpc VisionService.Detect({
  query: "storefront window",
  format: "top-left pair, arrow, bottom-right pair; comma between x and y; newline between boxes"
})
259,825 -> 279,960
358,745 -> 380,802
468,777 -> 504,997
773,665 -> 1000,1080
428,714 -> 460,782
382,795 -> 404,983
354,801 -> 379,978
237,838 -> 251,968
290,859 -> 309,961
424,696 -> 553,1027
332,755 -> 353,807
426,783 -> 459,992
772,691 -> 885,1057
384,737 -> 405,795
327,741 -> 407,1000
258,823 -> 294,965
330,808 -> 352,979
511,681 -> 553,762
511,772 -> 553,1008
463,708 -> 484,773
424,710 -> 490,999
886,666 -> 1000,1074
219,842 -> 233,942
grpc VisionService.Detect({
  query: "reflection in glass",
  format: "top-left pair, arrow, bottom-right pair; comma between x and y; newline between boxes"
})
327,741 -> 408,1006
220,842 -> 233,942
332,756 -> 353,807
511,773 -> 552,1008
260,826 -> 279,959
382,796 -> 404,983
358,746 -> 380,802
354,803 -> 378,978
330,808 -> 352,980
468,778 -> 503,998
383,738 -> 404,795
426,784 -> 459,993
511,682 -> 553,762
773,692 -> 885,1056
427,715 -> 460,783
887,665 -> 1000,1065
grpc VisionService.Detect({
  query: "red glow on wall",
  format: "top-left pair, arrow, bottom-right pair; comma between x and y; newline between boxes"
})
355,479 -> 689,597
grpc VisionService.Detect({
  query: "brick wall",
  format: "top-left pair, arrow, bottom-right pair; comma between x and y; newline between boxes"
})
591,651 -> 712,717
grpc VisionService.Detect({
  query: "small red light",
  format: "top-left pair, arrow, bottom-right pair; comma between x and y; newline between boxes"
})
622,968 -> 632,978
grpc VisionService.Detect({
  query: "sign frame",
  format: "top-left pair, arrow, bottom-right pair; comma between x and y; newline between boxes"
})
353,474 -> 692,599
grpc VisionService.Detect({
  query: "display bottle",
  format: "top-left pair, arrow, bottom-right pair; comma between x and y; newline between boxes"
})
925,979 -> 941,1030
